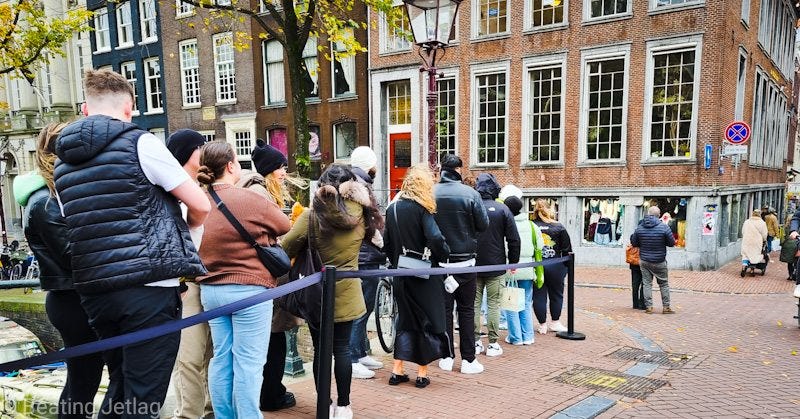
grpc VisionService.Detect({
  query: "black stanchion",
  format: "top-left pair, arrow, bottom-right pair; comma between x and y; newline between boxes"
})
316,266 -> 336,419
557,253 -> 585,341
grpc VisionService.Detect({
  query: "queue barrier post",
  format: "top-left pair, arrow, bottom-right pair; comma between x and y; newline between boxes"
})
556,252 -> 586,341
316,266 -> 336,419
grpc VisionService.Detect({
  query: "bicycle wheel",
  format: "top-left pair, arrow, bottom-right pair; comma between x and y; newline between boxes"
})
9,264 -> 22,281
374,277 -> 396,353
24,262 -> 39,281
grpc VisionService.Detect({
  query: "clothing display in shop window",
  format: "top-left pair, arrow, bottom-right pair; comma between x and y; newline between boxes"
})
594,217 -> 612,245
600,199 -> 620,223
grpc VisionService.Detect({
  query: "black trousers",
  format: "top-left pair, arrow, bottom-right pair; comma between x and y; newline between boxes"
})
46,290 -> 105,419
259,331 -> 287,409
80,286 -> 181,419
309,321 -> 353,407
533,262 -> 566,323
630,265 -> 646,309
444,273 -> 477,363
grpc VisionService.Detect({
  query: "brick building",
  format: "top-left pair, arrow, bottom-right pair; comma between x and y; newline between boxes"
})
368,0 -> 799,269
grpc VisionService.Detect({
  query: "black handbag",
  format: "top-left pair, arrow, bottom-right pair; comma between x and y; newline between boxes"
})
278,210 -> 324,325
392,203 -> 432,279
209,188 -> 291,278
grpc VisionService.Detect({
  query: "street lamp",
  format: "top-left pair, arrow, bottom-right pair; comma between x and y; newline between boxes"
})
0,157 -> 7,246
403,0 -> 462,172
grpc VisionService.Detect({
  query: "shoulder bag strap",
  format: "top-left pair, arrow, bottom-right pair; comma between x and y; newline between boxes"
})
209,187 -> 263,249
307,209 -> 316,250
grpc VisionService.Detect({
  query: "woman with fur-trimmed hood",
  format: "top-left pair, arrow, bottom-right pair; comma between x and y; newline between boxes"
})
281,164 -> 380,419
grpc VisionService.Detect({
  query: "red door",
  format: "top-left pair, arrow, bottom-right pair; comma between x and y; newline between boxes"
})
389,133 -> 411,199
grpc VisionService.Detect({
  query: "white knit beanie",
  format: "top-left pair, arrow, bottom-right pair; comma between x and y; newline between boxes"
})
350,146 -> 378,171
499,184 -> 523,201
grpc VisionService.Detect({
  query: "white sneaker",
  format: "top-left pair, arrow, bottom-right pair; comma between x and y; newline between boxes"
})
333,405 -> 353,419
522,339 -> 534,345
460,358 -> 484,374
438,357 -> 454,371
549,320 -> 568,333
475,340 -> 484,355
504,336 -> 523,346
351,362 -> 375,379
537,323 -> 548,334
358,355 -> 383,370
486,342 -> 503,357
794,284 -> 800,298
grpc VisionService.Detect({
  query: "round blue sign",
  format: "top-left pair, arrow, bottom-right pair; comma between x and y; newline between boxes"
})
724,121 -> 751,145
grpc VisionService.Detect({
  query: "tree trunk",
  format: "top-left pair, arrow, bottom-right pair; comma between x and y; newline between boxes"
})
285,43 -> 311,180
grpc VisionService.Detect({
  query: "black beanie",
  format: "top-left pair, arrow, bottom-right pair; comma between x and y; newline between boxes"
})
166,129 -> 206,166
441,154 -> 463,169
504,196 -> 524,216
251,139 -> 288,176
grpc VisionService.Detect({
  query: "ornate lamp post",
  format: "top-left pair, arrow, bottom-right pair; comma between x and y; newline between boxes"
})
403,0 -> 462,172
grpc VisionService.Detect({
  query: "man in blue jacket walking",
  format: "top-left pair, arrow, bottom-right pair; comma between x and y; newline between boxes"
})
631,206 -> 676,314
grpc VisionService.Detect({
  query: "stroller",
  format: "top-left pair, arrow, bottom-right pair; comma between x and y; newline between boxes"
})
741,241 -> 769,277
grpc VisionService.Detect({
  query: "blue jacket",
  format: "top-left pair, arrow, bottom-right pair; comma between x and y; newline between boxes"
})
631,215 -> 675,264
54,115 -> 206,294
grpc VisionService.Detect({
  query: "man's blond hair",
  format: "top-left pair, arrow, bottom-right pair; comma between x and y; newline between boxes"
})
84,69 -> 134,104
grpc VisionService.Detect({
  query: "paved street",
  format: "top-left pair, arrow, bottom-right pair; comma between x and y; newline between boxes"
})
267,252 -> 800,418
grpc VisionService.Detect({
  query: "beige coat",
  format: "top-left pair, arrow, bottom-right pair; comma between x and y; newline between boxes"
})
741,216 -> 768,263
765,213 -> 779,237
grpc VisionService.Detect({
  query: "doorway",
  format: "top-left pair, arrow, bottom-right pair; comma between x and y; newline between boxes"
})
389,132 -> 411,199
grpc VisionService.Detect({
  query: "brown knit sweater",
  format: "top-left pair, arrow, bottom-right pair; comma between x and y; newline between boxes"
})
197,183 -> 291,288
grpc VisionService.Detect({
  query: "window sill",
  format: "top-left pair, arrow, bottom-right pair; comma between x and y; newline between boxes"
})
116,43 -> 134,50
139,38 -> 158,46
581,13 -> 632,26
647,2 -> 705,16
93,48 -> 111,55
328,94 -> 358,103
261,103 -> 287,110
576,160 -> 627,167
378,48 -> 413,57
640,157 -> 695,165
182,104 -> 202,110
521,161 -> 564,168
740,19 -> 749,30
468,164 -> 509,170
469,33 -> 511,44
131,111 -> 141,117
522,23 -> 569,35
143,110 -> 164,115
215,100 -> 237,106
176,12 -> 196,19
305,98 -> 322,105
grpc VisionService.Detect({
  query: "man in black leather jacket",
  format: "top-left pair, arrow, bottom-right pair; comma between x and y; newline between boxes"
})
434,154 -> 489,374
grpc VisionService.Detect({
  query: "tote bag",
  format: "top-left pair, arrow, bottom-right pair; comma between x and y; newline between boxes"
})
277,211 -> 324,326
500,279 -> 526,312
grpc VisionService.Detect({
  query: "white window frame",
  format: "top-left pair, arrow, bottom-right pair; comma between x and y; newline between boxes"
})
333,121 -> 358,160
176,0 -> 195,18
750,67 -> 788,169
523,0 -> 568,32
757,0 -> 794,79
93,9 -> 111,53
120,61 -> 139,116
139,0 -> 158,44
116,2 -> 134,48
521,53 -> 566,166
734,47 -> 747,120
379,4 -> 412,54
331,28 -> 356,98
583,0 -> 631,23
577,44 -> 630,165
302,36 -> 319,98
647,0 -> 704,14
149,128 -> 166,143
741,0 -> 750,25
36,58 -> 53,109
262,40 -> 286,106
143,57 -> 163,114
641,35 -> 703,163
217,0 -> 232,5
387,80 -> 412,127
233,130 -> 253,163
213,32 -> 237,104
470,60 -> 511,167
434,69 -> 459,158
179,39 -> 201,108
199,131 -> 216,143
472,0 -> 510,39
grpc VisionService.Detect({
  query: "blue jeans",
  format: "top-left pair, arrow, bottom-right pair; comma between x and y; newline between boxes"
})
200,284 -> 272,419
504,279 -> 534,344
767,235 -> 774,253
350,265 -> 379,362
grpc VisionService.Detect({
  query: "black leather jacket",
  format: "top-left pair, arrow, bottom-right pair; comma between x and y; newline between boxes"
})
434,171 -> 489,259
24,188 -> 73,291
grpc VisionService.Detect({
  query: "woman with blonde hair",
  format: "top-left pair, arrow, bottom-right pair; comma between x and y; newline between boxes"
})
531,198 -> 572,334
383,165 -> 450,388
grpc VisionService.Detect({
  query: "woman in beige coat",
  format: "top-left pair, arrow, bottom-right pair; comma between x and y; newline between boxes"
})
741,209 -> 768,265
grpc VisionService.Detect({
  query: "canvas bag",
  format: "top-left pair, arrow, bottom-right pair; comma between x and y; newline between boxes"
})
500,279 -> 526,312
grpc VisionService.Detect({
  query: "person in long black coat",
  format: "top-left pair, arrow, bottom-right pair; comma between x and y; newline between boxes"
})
384,165 -> 450,388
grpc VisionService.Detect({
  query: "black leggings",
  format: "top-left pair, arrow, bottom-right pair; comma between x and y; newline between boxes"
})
45,290 -> 104,419
533,262 -> 567,323
310,321 -> 353,407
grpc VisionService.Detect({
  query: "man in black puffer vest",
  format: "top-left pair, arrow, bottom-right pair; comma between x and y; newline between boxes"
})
54,70 -> 210,418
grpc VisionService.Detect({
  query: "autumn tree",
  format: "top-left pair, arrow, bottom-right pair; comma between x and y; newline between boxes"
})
0,0 -> 92,84
180,0 -> 403,176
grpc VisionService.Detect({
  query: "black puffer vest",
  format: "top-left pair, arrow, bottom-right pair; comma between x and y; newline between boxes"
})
54,115 -> 206,294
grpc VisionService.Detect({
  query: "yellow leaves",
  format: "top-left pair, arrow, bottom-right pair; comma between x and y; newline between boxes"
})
792,350 -> 797,356
762,360 -> 773,366
727,346 -> 738,353
258,32 -> 269,39
188,22 -> 196,29
777,320 -> 783,327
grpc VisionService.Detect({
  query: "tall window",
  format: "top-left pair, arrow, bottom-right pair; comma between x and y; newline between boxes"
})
581,49 -> 628,162
387,81 -> 411,126
37,60 -> 52,108
302,37 -> 319,98
525,60 -> 564,163
527,0 -> 566,29
139,0 -> 158,43
437,76 -> 457,158
332,28 -> 356,97
234,131 -> 252,169
176,0 -> 195,17
734,49 -> 747,120
73,32 -> 91,103
741,0 -> 750,24
262,40 -> 285,105
750,69 -> 788,169
586,0 -> 629,20
144,58 -> 163,113
646,41 -> 699,159
476,0 -> 508,36
213,32 -> 236,103
116,2 -> 133,48
383,6 -> 411,52
120,61 -> 138,114
93,9 -> 110,52
757,0 -> 795,78
474,70 -> 508,165
334,122 -> 357,159
179,39 -> 200,107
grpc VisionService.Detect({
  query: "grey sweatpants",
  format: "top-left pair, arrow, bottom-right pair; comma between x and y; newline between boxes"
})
640,260 -> 670,308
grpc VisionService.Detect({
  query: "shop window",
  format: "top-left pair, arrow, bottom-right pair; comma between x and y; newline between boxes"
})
718,198 -> 729,247
266,127 -> 288,157
642,197 -> 689,248
582,197 -> 623,247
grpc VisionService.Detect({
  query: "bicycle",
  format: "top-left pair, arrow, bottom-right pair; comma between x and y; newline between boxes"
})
374,275 -> 397,353
24,258 -> 39,281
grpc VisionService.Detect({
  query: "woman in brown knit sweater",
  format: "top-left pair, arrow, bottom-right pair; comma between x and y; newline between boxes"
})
195,142 -> 290,418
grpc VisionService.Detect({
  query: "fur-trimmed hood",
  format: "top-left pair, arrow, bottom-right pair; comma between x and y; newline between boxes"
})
313,180 -> 371,231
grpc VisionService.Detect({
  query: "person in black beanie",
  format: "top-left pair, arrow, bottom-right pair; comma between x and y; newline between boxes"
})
166,129 -> 206,179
